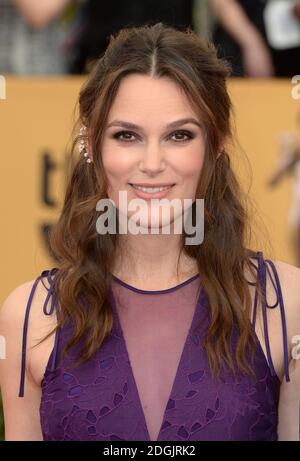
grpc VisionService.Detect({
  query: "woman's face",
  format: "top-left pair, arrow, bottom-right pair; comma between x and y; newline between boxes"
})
101,74 -> 206,231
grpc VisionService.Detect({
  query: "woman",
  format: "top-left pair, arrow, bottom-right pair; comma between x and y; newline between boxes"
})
0,22 -> 299,441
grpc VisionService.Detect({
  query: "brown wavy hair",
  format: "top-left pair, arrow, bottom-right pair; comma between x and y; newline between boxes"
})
41,22 -> 268,378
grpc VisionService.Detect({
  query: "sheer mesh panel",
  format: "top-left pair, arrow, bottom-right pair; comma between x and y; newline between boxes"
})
110,274 -> 202,441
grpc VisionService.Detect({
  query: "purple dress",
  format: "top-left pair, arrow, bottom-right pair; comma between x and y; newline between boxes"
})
18,251 -> 290,441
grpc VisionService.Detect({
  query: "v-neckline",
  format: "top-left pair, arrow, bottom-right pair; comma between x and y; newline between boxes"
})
108,284 -> 204,442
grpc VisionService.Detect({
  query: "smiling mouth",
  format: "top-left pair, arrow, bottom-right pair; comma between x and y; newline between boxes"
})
128,184 -> 175,193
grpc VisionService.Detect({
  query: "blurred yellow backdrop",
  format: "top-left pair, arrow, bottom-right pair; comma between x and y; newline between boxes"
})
0,77 -> 299,301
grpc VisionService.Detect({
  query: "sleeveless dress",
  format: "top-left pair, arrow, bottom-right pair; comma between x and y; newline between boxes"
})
18,251 -> 290,441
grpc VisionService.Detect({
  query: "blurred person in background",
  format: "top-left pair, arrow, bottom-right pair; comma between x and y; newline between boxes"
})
210,0 -> 300,77
0,0 -> 84,74
0,0 -> 195,75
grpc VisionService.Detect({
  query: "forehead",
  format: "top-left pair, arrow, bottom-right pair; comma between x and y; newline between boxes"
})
107,74 -> 198,123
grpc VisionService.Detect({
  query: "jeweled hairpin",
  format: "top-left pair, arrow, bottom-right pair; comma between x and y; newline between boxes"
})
78,124 -> 92,163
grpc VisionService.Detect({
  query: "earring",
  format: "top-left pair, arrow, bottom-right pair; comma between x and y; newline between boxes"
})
79,124 -> 92,163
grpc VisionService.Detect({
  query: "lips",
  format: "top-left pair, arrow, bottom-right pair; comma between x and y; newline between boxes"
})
131,184 -> 173,192
129,183 -> 175,188
128,183 -> 175,199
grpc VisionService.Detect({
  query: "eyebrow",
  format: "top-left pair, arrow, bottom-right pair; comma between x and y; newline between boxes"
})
105,117 -> 202,131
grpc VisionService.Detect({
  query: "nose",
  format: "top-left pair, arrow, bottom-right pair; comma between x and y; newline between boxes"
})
139,141 -> 166,174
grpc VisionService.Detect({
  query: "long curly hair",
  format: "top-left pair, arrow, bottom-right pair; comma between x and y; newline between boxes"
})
41,22 -> 268,378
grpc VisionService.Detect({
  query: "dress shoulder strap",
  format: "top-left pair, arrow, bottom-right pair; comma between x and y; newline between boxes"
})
250,251 -> 290,382
18,268 -> 59,397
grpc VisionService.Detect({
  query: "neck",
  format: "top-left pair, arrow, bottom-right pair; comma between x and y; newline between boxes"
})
112,232 -> 198,288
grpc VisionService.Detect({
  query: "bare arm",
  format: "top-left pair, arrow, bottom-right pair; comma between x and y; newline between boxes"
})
13,0 -> 71,29
275,262 -> 300,441
210,0 -> 263,48
278,361 -> 300,441
209,0 -> 274,76
0,281 -> 43,440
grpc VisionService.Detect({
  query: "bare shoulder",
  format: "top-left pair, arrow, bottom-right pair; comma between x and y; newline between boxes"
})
0,278 -> 37,324
0,275 -> 56,343
272,259 -> 300,284
247,256 -> 300,323
0,279 -> 39,350
245,255 -> 300,380
0,274 -> 57,440
271,260 -> 300,341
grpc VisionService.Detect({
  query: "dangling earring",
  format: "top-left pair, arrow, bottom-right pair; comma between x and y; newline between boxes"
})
78,124 -> 92,163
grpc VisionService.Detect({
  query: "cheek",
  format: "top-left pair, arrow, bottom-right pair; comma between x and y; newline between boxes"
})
102,148 -> 133,179
174,148 -> 205,180
101,146 -> 133,199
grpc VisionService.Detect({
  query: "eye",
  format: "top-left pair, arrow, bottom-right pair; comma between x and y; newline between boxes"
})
111,129 -> 195,143
112,130 -> 137,142
169,130 -> 194,142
